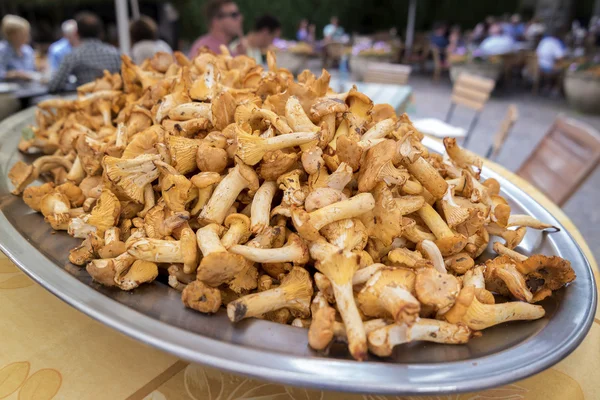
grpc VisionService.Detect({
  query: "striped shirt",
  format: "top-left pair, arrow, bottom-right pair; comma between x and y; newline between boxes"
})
48,39 -> 121,93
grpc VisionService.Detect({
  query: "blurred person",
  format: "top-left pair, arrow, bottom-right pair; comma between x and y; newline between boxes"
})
503,14 -> 525,40
48,12 -> 120,93
524,17 -> 545,42
478,23 -> 515,56
447,25 -> 465,55
231,14 -> 281,64
536,26 -> 566,73
130,16 -> 173,64
297,19 -> 309,41
0,15 -> 36,80
323,16 -> 344,40
188,0 -> 242,58
429,22 -> 449,50
48,19 -> 79,74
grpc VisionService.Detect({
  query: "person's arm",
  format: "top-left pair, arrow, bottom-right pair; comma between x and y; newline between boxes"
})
47,54 -> 72,93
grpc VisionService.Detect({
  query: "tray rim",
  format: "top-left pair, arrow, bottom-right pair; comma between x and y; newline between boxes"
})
0,107 -> 596,395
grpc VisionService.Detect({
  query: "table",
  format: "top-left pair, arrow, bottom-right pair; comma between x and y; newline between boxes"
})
329,79 -> 412,114
1,157 -> 597,399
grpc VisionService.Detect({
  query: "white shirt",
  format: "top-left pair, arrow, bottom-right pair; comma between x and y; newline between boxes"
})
536,37 -> 565,70
131,40 -> 173,65
478,35 -> 515,56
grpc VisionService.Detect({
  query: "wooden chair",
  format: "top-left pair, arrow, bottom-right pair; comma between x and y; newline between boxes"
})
517,116 -> 600,206
446,73 -> 496,147
363,63 -> 412,85
485,104 -> 518,160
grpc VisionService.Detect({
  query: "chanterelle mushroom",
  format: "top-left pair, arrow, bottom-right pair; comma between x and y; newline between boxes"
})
227,267 -> 313,322
310,240 -> 367,361
195,223 -> 246,286
128,226 -> 198,273
357,268 -> 420,325
367,319 -> 473,357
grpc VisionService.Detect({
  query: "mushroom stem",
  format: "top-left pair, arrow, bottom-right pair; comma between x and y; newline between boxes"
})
251,181 -> 277,234
236,129 -> 320,165
230,234 -> 309,263
199,163 -> 257,225
403,157 -> 448,199
507,214 -> 559,231
420,240 -> 447,273
196,224 -> 226,256
309,193 -> 375,231
128,227 -> 197,273
367,319 -> 472,357
493,242 -> 528,262
361,118 -> 395,141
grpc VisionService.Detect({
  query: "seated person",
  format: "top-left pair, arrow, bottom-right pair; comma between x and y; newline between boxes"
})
231,15 -> 281,65
429,22 -> 449,50
130,16 -> 173,65
48,19 -> 79,74
536,28 -> 566,73
0,15 -> 36,80
48,12 -> 121,93
323,16 -> 345,41
478,23 -> 515,56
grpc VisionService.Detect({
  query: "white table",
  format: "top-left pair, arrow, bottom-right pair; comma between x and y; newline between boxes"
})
329,79 -> 412,114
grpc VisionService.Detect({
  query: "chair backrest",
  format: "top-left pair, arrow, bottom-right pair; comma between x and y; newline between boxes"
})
363,62 -> 412,85
516,116 -> 600,205
451,73 -> 495,112
487,104 -> 518,159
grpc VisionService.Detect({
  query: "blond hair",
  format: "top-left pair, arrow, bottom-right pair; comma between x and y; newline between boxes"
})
2,15 -> 30,39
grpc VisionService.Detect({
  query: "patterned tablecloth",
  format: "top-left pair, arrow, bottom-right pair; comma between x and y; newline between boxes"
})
0,160 -> 598,400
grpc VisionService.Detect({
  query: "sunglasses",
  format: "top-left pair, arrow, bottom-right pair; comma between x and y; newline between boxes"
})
217,11 -> 241,19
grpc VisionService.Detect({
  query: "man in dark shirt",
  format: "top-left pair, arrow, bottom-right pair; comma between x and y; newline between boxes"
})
48,12 -> 121,93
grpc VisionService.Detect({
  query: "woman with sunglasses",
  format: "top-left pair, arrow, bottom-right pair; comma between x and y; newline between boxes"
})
188,0 -> 243,58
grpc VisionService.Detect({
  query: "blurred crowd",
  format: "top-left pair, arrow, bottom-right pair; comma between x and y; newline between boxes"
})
0,0 -> 284,94
431,13 -> 600,72
3,1 -> 600,96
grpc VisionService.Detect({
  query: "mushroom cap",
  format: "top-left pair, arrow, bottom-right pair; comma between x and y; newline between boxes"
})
371,103 -> 396,122
182,280 -> 222,313
168,135 -> 201,174
257,150 -> 298,181
211,91 -> 236,130
485,256 -> 533,302
196,252 -> 246,286
196,141 -> 228,173
98,240 -> 127,259
56,182 -> 85,207
8,160 -> 35,195
435,233 -> 468,257
79,176 -> 103,199
310,97 -> 347,119
308,306 -> 336,350
117,260 -> 158,290
162,174 -> 192,212
357,139 -> 397,192
519,254 -> 576,301
357,268 -> 416,318
23,182 -> 56,212
336,135 -> 363,171
415,268 -> 461,310
443,285 -> 476,324
87,189 -> 121,235
86,258 -> 119,287
190,171 -> 221,189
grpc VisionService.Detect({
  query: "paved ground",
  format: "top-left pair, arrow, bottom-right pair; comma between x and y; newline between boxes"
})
406,73 -> 600,264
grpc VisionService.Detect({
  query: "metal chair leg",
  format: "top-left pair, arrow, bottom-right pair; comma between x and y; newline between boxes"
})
445,103 -> 456,123
462,113 -> 481,148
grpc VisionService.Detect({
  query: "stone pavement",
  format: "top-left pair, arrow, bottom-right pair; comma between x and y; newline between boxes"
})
407,74 -> 600,264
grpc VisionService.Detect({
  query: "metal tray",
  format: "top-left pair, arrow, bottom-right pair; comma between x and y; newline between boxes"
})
0,108 -> 596,395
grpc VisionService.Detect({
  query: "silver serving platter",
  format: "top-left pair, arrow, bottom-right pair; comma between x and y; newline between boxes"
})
0,107 -> 596,395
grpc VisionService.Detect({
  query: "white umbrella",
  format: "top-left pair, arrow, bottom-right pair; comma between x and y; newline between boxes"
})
404,0 -> 417,58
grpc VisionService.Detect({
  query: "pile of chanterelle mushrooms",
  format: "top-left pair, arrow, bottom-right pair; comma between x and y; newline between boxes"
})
9,48 -> 576,360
